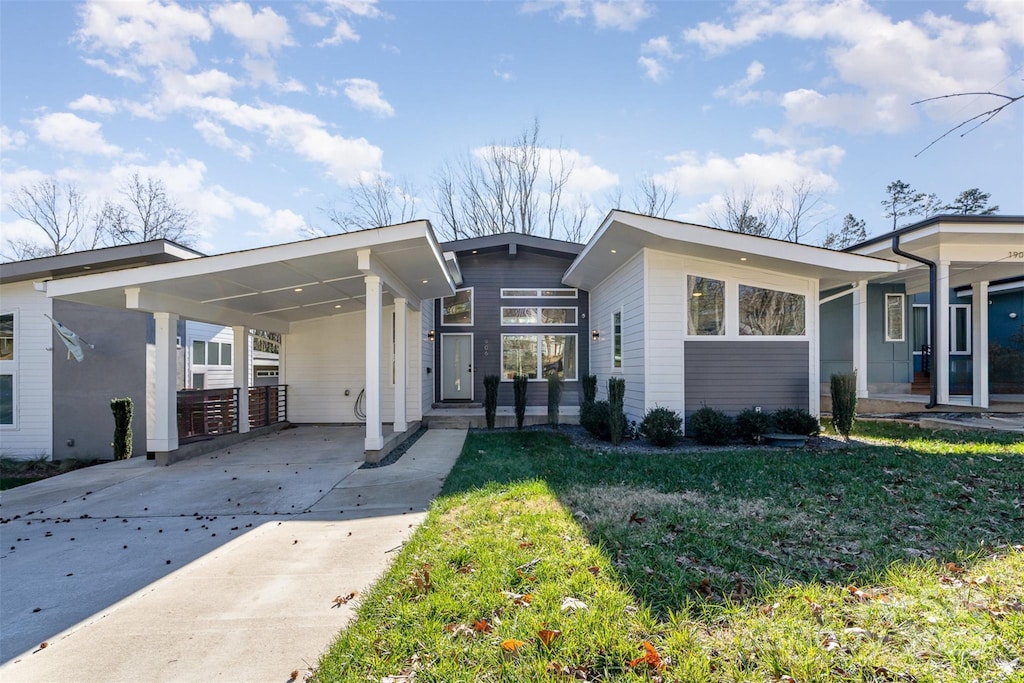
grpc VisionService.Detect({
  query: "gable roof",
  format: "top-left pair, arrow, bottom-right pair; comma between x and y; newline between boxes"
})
442,232 -> 583,258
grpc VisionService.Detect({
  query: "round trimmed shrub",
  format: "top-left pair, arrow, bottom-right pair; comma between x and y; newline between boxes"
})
772,407 -> 820,436
639,406 -> 683,447
688,406 -> 734,445
735,408 -> 773,444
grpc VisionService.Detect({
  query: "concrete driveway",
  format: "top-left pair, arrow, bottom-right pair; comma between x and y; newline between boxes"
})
0,425 -> 466,682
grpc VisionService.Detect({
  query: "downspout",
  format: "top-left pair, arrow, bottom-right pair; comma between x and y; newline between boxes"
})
891,235 -> 937,408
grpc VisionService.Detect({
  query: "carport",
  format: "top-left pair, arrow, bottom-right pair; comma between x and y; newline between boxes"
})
43,221 -> 456,462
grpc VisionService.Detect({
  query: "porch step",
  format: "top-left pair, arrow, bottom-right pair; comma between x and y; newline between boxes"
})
424,405 -> 580,430
911,371 -> 931,395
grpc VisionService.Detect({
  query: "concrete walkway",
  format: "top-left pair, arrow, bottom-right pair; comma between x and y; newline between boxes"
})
0,426 -> 467,682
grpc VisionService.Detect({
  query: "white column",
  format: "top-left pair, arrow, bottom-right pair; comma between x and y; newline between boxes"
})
935,261 -> 951,405
393,297 -> 408,433
150,312 -> 179,454
852,280 -> 869,398
364,275 -> 383,451
233,326 -> 250,433
972,281 -> 989,408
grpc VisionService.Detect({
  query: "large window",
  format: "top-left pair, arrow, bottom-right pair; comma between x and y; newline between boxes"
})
502,334 -> 577,381
501,307 -> 577,325
0,312 -> 14,426
950,304 -> 971,354
0,313 -> 13,361
612,310 -> 622,370
442,288 -> 473,325
687,276 -> 725,335
885,294 -> 905,342
738,284 -> 806,336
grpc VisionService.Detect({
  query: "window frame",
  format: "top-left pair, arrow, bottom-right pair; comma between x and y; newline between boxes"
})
950,304 -> 971,355
687,274 -> 726,336
441,287 -> 474,326
1,310 -> 17,429
500,287 -> 578,299
611,309 -> 623,372
500,306 -> 578,326
684,270 -> 810,340
0,310 -> 15,362
884,293 -> 905,343
500,333 -> 578,382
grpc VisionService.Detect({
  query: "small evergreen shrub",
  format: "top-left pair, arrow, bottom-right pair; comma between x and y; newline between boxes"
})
580,400 -> 626,442
772,407 -> 821,436
513,375 -> 528,430
547,373 -> 562,429
581,374 -> 597,406
110,397 -> 134,460
736,408 -> 773,444
688,406 -> 735,445
830,371 -> 858,441
483,375 -> 500,430
607,377 -> 626,446
639,406 -> 683,447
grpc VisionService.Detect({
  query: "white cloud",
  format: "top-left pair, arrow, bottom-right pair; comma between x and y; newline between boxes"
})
641,35 -> 677,59
494,70 -> 514,82
210,2 -> 294,55
683,0 -> 1022,132
713,60 -> 767,104
194,119 -> 252,159
32,112 -> 122,157
638,56 -> 667,83
317,18 -> 359,45
339,78 -> 395,117
313,0 -> 383,46
1,125 -> 27,151
278,78 -> 306,93
252,208 -> 308,242
69,94 -> 118,114
521,0 -> 652,31
638,35 -> 680,82
76,0 -> 212,71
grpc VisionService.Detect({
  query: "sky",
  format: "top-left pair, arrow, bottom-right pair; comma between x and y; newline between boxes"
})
1,0 -> 1022,256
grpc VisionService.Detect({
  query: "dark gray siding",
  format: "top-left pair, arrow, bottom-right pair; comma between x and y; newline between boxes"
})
684,341 -> 809,415
434,248 -> 589,406
52,300 -> 148,459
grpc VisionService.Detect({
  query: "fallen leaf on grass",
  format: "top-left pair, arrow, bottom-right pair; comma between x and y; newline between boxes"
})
381,670 -> 416,683
547,660 -> 589,678
628,512 -> 646,525
518,541 -> 534,549
538,629 -> 561,646
587,566 -> 600,576
821,633 -> 842,652
445,622 -> 475,638
501,638 -> 526,653
332,591 -> 358,607
473,618 -> 492,633
405,564 -> 431,595
628,641 -> 664,671
944,562 -> 965,574
560,597 -> 588,613
846,585 -> 890,602
760,602 -> 780,617
804,596 -> 824,622
503,591 -> 533,606
873,665 -> 918,681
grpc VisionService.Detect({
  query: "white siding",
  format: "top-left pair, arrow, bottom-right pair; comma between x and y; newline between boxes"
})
588,250 -> 645,422
0,282 -> 53,458
644,251 -> 686,415
420,301 -> 435,414
185,322 -> 234,389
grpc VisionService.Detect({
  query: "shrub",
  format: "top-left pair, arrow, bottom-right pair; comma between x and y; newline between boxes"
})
735,408 -> 773,444
639,406 -> 683,447
772,407 -> 820,436
483,375 -> 500,430
830,372 -> 858,442
547,373 -> 562,428
110,397 -> 134,460
513,375 -> 528,430
581,374 -> 597,406
688,406 -> 734,445
579,400 -> 628,442
607,377 -> 626,446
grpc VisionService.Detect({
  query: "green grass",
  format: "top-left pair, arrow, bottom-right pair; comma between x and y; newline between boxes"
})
314,423 -> 1024,681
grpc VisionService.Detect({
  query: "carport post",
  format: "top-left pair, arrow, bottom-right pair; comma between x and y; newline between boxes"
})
971,281 -> 989,408
233,326 -> 250,433
364,274 -> 384,451
852,280 -> 869,398
394,297 -> 408,433
151,312 -> 179,461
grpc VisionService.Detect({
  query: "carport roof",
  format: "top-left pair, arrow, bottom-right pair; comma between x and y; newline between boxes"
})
44,221 -> 456,333
562,210 -> 900,291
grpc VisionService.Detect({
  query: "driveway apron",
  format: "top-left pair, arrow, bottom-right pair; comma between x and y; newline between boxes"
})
0,426 -> 466,682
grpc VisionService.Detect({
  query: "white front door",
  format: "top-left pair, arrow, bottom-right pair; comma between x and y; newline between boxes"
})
442,333 -> 473,400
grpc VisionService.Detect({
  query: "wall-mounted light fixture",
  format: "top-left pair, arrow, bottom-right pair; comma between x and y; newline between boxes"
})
591,329 -> 600,341
1011,312 -> 1019,319
427,329 -> 436,342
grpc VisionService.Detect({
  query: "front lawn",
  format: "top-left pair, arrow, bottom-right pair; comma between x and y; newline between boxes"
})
314,423 -> 1024,681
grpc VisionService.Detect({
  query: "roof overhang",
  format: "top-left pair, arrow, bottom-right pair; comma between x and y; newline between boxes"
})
44,221 -> 456,334
562,211 -> 900,291
848,217 -> 1024,294
0,239 -> 202,285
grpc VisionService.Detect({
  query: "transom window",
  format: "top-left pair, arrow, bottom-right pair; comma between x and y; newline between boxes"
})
687,276 -> 725,335
501,334 -> 578,381
738,284 -> 806,336
501,307 -> 577,325
885,293 -> 905,342
501,288 -> 577,299
442,288 -> 474,325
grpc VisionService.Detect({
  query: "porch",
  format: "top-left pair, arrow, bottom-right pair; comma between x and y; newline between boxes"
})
424,404 -> 581,429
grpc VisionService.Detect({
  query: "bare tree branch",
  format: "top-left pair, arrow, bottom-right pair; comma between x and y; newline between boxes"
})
5,179 -> 91,258
630,175 -> 677,218
96,173 -> 196,246
912,91 -> 1024,157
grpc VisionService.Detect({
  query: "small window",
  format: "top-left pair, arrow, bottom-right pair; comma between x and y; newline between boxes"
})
738,285 -> 806,336
502,307 -> 539,325
0,373 -> 13,426
442,288 -> 473,325
950,305 -> 971,354
612,310 -> 622,370
192,372 -> 205,389
885,294 -> 905,342
912,305 -> 930,353
193,340 -> 206,364
220,342 -> 232,366
540,288 -> 577,298
687,276 -> 725,335
0,313 -> 14,361
255,369 -> 279,378
501,288 -> 577,299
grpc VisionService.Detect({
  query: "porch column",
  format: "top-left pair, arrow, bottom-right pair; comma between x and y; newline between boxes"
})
233,326 -> 250,434
364,274 -> 384,451
972,281 -> 989,408
852,280 -> 869,398
393,297 -> 408,433
150,312 -> 179,458
935,261 -> 951,404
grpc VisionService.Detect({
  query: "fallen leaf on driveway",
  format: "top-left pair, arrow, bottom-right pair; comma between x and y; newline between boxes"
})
333,591 -> 358,607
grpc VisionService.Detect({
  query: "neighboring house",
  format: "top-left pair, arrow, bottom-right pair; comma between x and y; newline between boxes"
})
0,241 -> 202,460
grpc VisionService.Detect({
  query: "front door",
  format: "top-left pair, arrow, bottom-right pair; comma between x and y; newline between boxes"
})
442,333 -> 473,400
